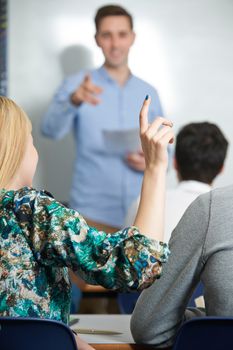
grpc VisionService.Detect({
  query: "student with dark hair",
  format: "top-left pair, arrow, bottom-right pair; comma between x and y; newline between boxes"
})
125,122 -> 228,242
122,121 -> 228,315
130,124 -> 232,348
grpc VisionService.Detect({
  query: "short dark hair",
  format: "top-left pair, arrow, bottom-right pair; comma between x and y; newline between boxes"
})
175,122 -> 228,184
94,4 -> 133,32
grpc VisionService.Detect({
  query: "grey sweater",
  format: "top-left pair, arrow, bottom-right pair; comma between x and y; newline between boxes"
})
131,185 -> 233,347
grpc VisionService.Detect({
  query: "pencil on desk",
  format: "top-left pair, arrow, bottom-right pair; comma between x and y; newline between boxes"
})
74,328 -> 122,335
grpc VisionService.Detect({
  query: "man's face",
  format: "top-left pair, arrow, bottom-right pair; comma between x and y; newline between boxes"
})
95,16 -> 135,68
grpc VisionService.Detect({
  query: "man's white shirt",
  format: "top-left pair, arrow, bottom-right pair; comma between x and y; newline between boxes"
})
124,180 -> 211,243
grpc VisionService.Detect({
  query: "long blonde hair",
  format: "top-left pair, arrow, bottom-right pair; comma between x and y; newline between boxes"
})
0,96 -> 32,188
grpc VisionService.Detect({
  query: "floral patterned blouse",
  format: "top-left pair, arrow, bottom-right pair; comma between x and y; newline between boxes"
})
0,187 -> 169,324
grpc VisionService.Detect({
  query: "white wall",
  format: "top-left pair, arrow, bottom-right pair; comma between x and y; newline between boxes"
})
9,0 -> 233,202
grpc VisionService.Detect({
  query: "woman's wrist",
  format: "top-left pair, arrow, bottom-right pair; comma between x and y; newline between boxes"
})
144,164 -> 167,179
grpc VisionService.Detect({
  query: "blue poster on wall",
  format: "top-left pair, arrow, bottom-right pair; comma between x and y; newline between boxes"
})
0,0 -> 7,96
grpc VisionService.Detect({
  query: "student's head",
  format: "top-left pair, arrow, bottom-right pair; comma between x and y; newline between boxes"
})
174,122 -> 228,184
94,5 -> 135,68
0,96 -> 38,189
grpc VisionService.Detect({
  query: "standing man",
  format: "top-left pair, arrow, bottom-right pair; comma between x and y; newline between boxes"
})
42,4 -> 163,232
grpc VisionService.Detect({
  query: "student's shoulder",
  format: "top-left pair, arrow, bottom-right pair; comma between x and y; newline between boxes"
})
14,187 -> 54,208
209,185 -> 233,211
195,185 -> 233,206
211,184 -> 233,198
186,185 -> 233,222
15,186 -> 52,197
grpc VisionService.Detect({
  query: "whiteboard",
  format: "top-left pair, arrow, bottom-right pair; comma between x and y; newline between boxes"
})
8,0 -> 233,202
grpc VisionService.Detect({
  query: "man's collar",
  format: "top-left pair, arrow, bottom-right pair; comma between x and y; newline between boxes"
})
178,180 -> 211,194
97,65 -> 133,85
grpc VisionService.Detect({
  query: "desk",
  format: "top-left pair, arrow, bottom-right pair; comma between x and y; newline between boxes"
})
70,315 -> 172,350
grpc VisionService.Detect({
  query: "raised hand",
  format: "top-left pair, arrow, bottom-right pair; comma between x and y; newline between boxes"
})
139,96 -> 174,171
70,74 -> 103,106
133,96 -> 174,240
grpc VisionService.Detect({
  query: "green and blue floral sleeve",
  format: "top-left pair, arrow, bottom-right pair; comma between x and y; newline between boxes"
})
15,188 -> 170,291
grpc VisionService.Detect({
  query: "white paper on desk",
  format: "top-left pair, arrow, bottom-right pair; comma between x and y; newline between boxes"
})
103,128 -> 141,155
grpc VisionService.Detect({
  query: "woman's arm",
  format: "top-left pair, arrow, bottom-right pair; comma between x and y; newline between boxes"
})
14,187 -> 168,291
134,96 -> 174,241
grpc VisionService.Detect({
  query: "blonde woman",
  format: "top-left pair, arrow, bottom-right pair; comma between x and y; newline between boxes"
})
0,96 -> 173,349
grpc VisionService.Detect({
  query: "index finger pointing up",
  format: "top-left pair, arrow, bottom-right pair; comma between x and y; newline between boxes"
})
140,95 -> 151,134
